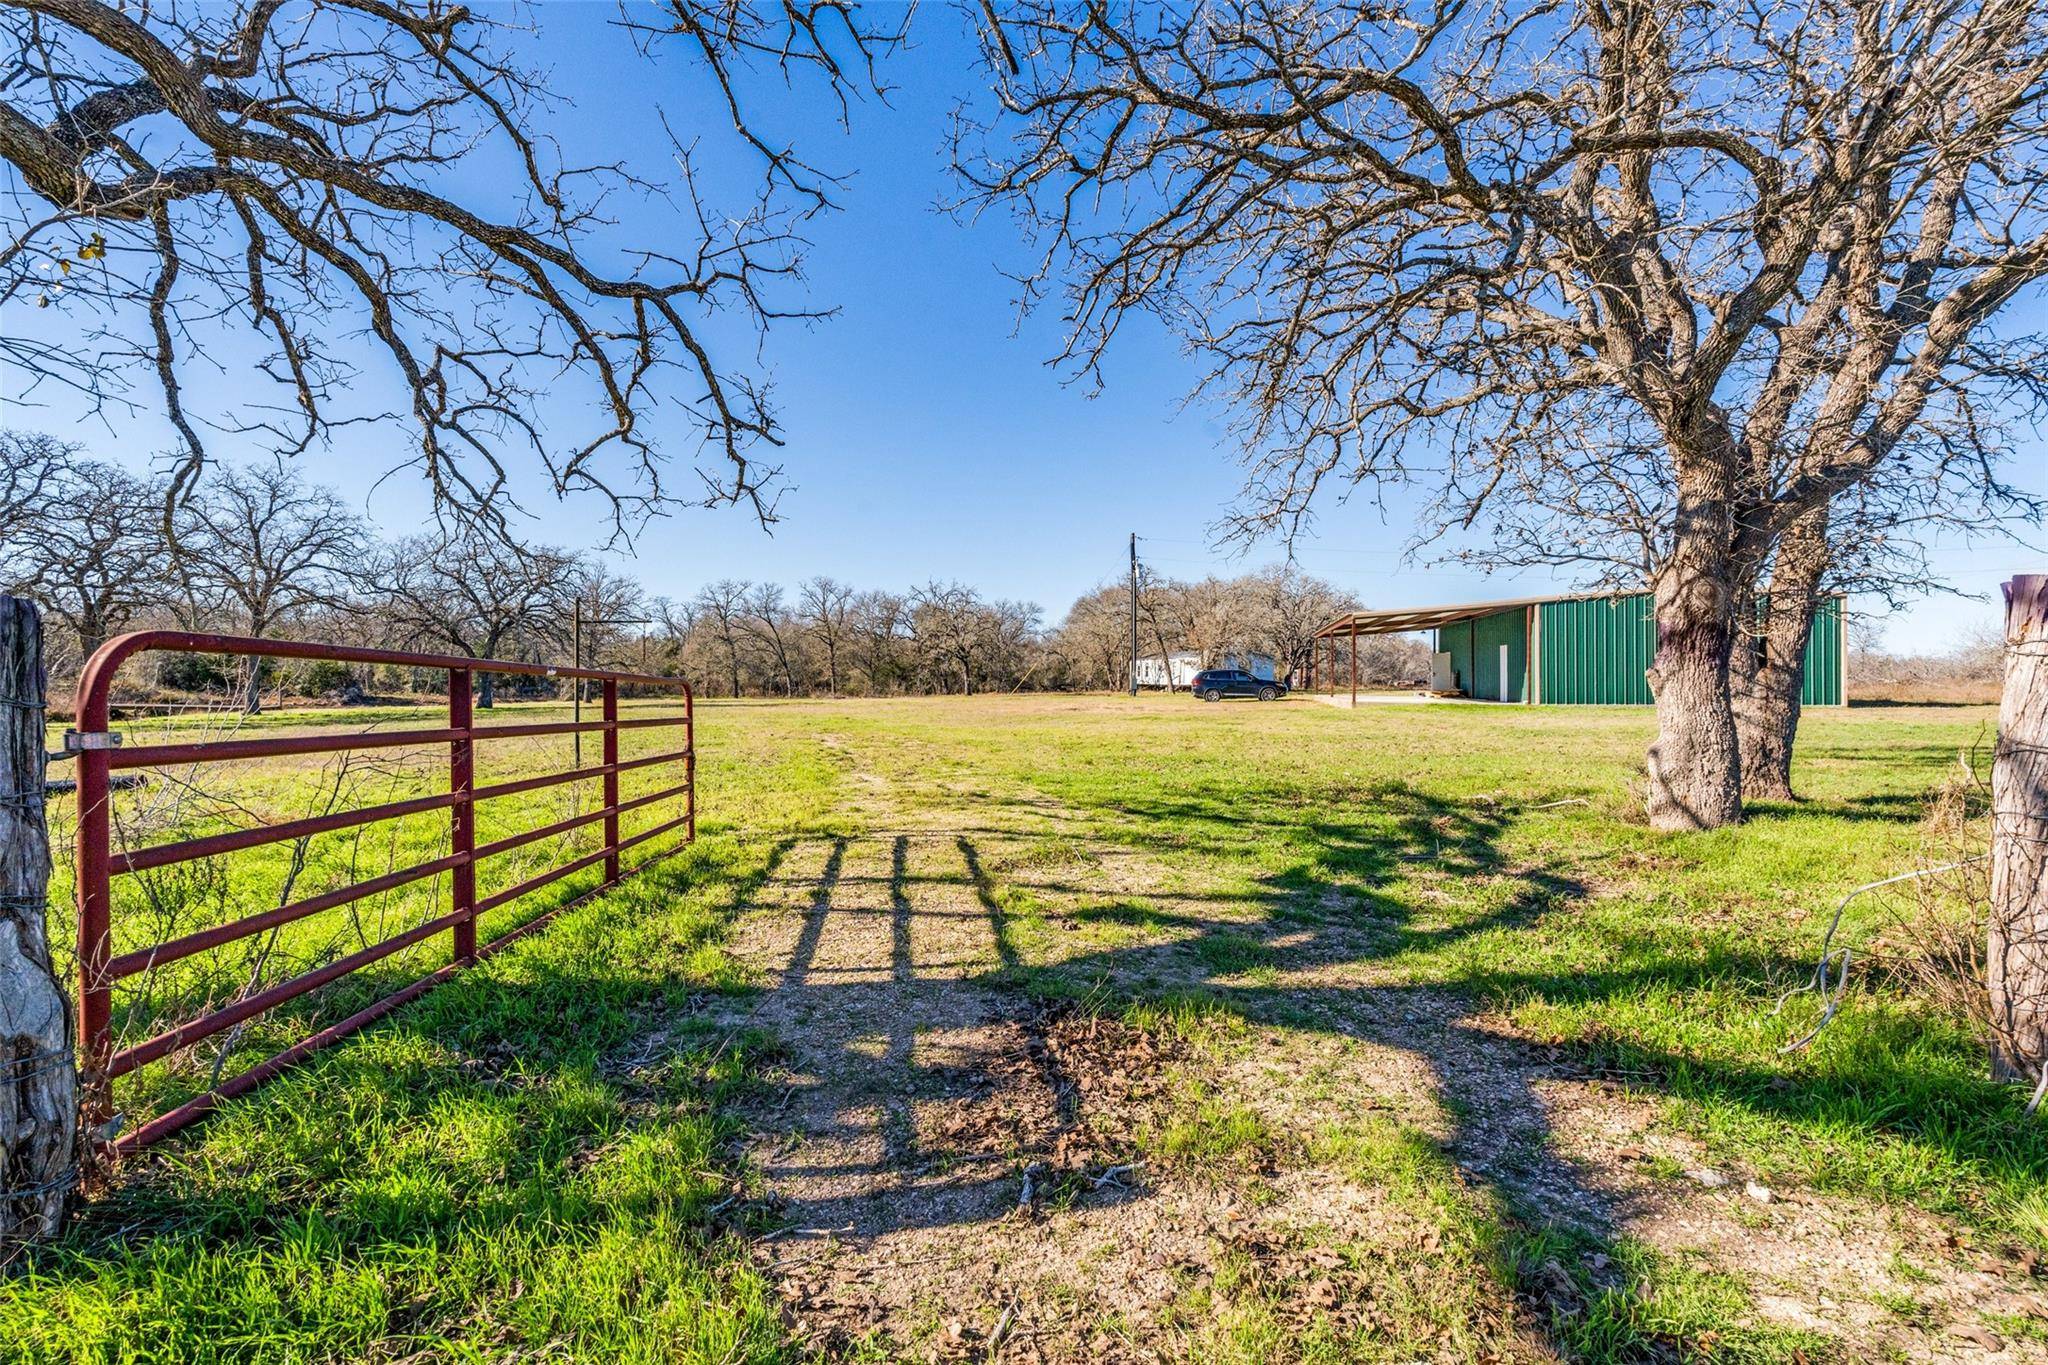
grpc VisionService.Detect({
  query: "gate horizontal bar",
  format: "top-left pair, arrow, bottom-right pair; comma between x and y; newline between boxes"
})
472,814 -> 690,918
115,789 -> 463,874
113,749 -> 693,875
110,715 -> 687,771
107,781 -> 692,979
470,747 -> 690,805
78,629 -> 683,686
472,782 -> 691,863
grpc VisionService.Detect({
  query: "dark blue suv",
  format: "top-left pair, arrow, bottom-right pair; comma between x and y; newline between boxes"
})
1191,669 -> 1286,702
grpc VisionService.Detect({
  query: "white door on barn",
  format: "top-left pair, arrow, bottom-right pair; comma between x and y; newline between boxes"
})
1498,644 -> 1509,701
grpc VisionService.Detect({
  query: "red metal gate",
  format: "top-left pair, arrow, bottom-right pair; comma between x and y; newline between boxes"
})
71,632 -> 695,1154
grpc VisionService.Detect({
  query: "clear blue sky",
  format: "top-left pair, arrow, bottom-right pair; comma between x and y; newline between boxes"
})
16,5 -> 2043,652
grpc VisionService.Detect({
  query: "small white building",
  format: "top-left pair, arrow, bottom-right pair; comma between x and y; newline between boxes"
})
1133,650 -> 1277,689
1134,650 -> 1201,689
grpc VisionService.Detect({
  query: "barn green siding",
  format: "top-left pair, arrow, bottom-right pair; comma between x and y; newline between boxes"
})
1800,595 -> 1847,707
1438,608 -> 1528,701
1537,594 -> 1656,704
1526,591 -> 1845,707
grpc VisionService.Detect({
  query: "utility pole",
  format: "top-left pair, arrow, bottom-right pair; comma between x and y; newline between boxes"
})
1128,532 -> 1140,697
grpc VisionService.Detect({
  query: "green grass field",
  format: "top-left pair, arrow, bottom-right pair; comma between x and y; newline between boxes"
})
5,692 -> 2035,1363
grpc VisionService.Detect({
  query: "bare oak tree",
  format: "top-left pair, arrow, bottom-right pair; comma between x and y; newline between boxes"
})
1,435 -> 168,672
957,0 -> 2048,829
377,531 -> 577,706
1441,418 -> 2038,797
799,575 -> 857,697
0,0 -> 900,533
692,579 -> 751,700
1057,583 -> 1139,689
0,429 -> 66,544
171,460 -> 365,712
738,581 -> 801,696
852,589 -> 909,693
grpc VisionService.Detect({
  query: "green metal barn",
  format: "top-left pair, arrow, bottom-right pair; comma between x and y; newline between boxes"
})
1309,590 -> 1847,705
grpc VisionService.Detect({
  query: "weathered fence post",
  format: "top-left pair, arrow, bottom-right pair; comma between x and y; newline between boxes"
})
0,596 -> 76,1241
1991,575 -> 2048,1084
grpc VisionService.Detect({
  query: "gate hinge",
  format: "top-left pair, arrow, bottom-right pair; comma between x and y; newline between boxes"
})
63,730 -> 123,752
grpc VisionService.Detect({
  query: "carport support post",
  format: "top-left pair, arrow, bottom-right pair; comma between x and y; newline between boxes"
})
1350,625 -> 1358,705
1992,575 -> 2048,1082
0,596 -> 75,1242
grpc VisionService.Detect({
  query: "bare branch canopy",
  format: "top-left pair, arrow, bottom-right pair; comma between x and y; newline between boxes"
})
0,0 -> 903,534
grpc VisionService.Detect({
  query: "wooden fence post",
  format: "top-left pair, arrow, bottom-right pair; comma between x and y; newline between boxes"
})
1991,575 -> 2048,1083
0,596 -> 75,1241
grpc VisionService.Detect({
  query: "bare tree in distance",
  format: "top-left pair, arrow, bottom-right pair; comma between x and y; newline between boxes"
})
0,0 -> 903,537
739,582 -> 802,697
983,598 -> 1045,691
650,596 -> 700,678
852,589 -> 909,694
911,581 -> 985,695
562,562 -> 648,685
1058,584 -> 1138,689
799,576 -> 858,697
0,430 -> 67,545
1244,567 -> 1362,686
1134,565 -> 1191,681
693,580 -> 751,700
172,461 -> 366,713
957,0 -> 2048,829
378,532 -> 578,707
0,436 -> 168,675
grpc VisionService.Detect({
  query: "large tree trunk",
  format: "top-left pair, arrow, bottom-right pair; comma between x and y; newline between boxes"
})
1991,574 -> 2048,1083
1644,499 -> 1744,831
477,671 -> 495,709
1733,508 -> 1830,802
0,598 -> 76,1242
241,654 -> 264,715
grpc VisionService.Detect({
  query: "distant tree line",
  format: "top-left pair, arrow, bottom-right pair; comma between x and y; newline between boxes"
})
6,434 -> 1418,708
1847,626 -> 2006,705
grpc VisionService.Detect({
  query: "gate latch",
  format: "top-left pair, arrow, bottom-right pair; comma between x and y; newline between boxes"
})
63,730 -> 123,752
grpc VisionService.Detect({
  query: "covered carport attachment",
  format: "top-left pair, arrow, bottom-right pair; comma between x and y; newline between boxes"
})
1310,594 -> 1548,704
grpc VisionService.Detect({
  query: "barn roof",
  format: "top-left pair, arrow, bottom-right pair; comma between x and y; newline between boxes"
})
1315,590 -> 1636,638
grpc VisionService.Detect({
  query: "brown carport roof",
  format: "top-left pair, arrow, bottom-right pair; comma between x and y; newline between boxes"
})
1315,589 -> 1637,638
